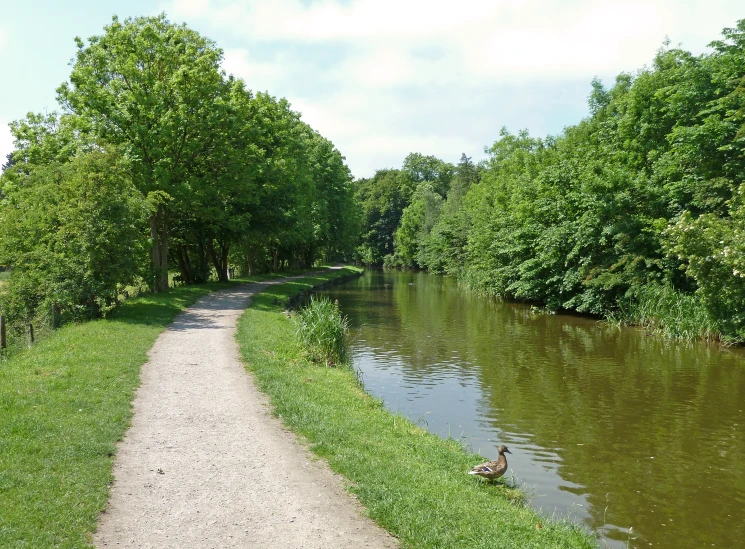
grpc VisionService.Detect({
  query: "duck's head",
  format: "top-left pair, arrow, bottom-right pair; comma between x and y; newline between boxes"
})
497,445 -> 512,455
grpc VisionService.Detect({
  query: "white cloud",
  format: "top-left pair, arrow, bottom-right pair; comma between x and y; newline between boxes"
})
171,0 -> 512,42
222,48 -> 290,91
170,0 -> 722,81
165,0 -> 744,176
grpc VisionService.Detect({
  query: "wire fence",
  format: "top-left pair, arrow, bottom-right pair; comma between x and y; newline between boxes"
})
0,306 -> 57,359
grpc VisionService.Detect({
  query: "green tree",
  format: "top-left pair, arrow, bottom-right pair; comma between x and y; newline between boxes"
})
394,183 -> 444,267
402,152 -> 454,197
355,169 -> 413,264
57,14 -> 227,291
356,18 -> 745,339
417,154 -> 481,274
0,148 -> 148,322
1,112 -> 90,195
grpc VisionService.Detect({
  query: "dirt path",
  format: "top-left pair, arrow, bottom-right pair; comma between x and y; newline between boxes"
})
94,278 -> 398,548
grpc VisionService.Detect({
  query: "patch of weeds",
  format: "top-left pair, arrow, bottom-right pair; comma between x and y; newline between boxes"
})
295,296 -> 350,367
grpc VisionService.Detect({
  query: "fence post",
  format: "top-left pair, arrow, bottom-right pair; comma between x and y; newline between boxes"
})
0,315 -> 6,350
29,323 -> 34,345
51,304 -> 59,329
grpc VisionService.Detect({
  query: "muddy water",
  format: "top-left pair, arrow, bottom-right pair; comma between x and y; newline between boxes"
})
318,269 -> 745,549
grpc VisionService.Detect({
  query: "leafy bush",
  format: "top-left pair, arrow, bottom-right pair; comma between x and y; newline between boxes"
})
295,296 -> 350,366
0,148 -> 149,325
663,192 -> 745,340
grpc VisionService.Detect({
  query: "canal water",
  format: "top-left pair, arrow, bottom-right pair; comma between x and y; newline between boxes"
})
317,269 -> 745,549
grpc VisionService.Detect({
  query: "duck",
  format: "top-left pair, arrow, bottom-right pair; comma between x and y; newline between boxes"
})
469,445 -> 511,482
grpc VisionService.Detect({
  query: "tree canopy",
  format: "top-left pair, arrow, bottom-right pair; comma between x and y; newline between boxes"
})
0,13 -> 358,329
354,19 -> 745,341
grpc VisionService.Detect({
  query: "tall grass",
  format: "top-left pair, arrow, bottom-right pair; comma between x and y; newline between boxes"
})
295,296 -> 350,366
619,283 -> 720,340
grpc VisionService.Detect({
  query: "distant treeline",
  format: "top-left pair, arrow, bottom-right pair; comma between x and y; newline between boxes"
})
0,14 -> 357,327
355,20 -> 745,341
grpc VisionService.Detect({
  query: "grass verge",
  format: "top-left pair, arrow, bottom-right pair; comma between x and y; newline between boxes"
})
236,267 -> 597,549
0,276 -> 278,548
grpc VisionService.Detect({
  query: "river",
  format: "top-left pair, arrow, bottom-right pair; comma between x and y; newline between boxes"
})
317,269 -> 745,549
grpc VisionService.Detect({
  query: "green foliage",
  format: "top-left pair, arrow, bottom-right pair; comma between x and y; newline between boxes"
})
417,154 -> 480,275
57,13 -> 226,199
0,148 -> 148,324
664,188 -> 745,339
359,19 -> 745,340
4,112 -> 85,176
401,152 -> 455,198
355,169 -> 413,264
2,12 -> 358,322
354,154 -> 456,266
295,296 -> 350,366
394,183 -> 444,267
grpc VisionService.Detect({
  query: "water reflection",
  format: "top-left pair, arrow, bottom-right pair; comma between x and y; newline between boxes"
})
319,270 -> 745,549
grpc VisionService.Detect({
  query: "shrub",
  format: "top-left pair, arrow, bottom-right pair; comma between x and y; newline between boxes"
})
295,296 -> 350,366
0,148 -> 149,325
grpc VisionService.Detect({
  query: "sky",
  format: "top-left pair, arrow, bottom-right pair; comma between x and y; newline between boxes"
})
0,1 -> 743,178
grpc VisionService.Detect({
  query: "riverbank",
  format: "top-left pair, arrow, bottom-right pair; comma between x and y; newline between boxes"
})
236,267 -> 597,548
375,265 -> 739,345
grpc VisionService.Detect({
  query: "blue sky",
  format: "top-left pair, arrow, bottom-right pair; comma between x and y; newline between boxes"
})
1,1 -> 743,178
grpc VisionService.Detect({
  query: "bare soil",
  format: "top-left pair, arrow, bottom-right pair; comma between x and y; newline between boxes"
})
94,279 -> 398,548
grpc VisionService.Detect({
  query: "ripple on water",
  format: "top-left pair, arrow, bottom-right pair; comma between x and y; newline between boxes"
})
319,270 -> 745,549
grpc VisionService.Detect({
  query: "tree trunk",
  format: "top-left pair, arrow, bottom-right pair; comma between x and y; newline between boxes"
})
172,245 -> 193,284
183,247 -> 194,283
161,215 -> 169,290
149,214 -> 160,290
220,242 -> 229,281
195,238 -> 210,283
208,239 -> 230,282
245,248 -> 254,276
149,209 -> 169,292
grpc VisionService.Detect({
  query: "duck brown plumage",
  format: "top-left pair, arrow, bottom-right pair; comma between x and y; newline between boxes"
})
469,445 -> 511,482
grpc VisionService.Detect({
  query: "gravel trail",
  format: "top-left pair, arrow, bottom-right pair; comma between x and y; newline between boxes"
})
94,278 -> 397,548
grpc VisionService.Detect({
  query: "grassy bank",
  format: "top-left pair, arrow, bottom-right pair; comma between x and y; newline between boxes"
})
615,283 -> 724,342
0,277 -> 265,548
236,267 -> 596,549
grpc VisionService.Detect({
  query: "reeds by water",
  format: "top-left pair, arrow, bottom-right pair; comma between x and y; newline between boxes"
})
295,296 -> 350,366
619,283 -> 720,341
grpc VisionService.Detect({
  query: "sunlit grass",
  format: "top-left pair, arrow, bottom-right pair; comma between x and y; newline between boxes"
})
236,267 -> 596,549
0,280 -> 241,547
